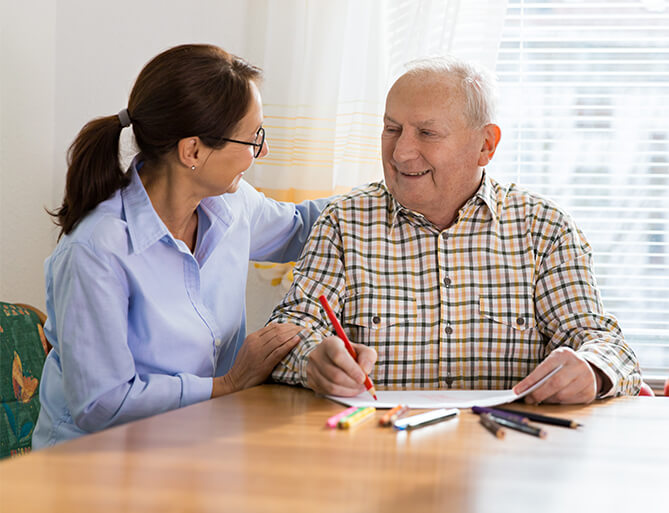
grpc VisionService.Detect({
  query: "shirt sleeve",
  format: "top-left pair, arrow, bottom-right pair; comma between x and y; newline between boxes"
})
533,216 -> 642,397
270,207 -> 346,386
241,181 -> 332,262
50,241 -> 213,433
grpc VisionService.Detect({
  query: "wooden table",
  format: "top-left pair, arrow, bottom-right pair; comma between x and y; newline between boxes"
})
1,386 -> 667,513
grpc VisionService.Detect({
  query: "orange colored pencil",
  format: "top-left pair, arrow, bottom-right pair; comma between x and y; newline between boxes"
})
318,295 -> 377,400
379,404 -> 410,426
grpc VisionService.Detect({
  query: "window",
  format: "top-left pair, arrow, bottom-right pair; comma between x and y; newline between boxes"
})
493,0 -> 669,382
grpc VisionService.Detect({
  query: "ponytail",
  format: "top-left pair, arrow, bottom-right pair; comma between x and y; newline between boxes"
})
50,44 -> 262,239
49,115 -> 129,238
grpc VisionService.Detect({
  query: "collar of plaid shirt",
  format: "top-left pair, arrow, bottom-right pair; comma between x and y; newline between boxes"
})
388,171 -> 499,230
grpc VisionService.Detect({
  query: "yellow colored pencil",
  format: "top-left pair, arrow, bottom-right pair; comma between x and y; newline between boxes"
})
338,406 -> 376,429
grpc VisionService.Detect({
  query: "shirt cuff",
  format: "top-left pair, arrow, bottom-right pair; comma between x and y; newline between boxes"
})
297,341 -> 318,388
580,353 -> 618,398
178,374 -> 214,407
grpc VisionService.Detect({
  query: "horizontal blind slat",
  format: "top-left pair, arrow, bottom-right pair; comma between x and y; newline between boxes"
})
496,0 -> 669,375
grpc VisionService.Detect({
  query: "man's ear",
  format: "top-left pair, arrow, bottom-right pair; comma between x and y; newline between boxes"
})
177,137 -> 203,169
478,124 -> 501,167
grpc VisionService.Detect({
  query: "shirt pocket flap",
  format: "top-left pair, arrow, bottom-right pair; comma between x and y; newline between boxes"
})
343,292 -> 418,330
479,290 -> 536,331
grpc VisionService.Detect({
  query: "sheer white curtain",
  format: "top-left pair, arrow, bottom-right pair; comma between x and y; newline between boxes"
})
244,0 -> 509,330
241,0 -> 508,201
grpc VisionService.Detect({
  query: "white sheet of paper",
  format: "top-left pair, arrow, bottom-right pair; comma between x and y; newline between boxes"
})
325,364 -> 563,409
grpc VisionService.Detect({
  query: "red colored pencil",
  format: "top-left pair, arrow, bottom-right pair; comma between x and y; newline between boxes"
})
318,295 -> 377,400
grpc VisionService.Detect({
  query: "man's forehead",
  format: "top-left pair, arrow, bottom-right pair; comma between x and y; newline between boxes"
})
384,114 -> 442,126
388,74 -> 462,107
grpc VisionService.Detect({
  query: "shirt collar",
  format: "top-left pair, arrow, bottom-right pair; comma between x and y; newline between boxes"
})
121,156 -> 172,254
385,170 -> 499,229
121,156 -> 235,255
472,171 -> 499,222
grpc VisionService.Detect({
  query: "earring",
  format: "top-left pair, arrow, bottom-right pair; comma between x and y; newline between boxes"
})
191,165 -> 196,171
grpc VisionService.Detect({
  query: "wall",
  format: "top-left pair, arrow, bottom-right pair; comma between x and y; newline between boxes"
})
0,2 -> 57,308
0,0 -> 251,309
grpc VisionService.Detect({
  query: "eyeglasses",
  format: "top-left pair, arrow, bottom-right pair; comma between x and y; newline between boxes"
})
219,127 -> 265,158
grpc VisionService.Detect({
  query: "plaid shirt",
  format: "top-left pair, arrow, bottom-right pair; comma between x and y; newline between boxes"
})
270,174 -> 641,395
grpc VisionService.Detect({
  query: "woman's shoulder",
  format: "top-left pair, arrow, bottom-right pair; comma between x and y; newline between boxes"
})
53,190 -> 129,258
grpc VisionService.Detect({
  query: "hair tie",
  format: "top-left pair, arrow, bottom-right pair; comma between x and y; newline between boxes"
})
117,108 -> 132,128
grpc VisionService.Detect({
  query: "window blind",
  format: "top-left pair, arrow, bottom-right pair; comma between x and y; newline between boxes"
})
492,0 -> 669,381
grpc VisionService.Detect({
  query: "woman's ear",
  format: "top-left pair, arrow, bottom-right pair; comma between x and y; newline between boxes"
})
478,124 -> 502,167
177,137 -> 202,169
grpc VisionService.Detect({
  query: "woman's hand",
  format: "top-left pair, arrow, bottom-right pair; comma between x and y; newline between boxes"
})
212,323 -> 302,397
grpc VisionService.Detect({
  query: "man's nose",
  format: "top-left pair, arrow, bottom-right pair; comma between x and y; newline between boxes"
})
392,131 -> 420,162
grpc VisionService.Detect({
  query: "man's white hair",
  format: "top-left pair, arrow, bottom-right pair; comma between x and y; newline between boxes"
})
404,56 -> 498,128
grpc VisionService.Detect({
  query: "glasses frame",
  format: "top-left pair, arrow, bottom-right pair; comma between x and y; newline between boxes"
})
219,127 -> 265,158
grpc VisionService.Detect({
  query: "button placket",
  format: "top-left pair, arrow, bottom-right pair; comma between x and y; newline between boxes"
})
438,228 -> 454,388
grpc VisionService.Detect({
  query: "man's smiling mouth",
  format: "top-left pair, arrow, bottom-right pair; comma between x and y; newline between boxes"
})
400,169 -> 430,177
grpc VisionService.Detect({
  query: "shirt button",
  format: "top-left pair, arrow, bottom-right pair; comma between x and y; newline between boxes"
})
441,232 -> 449,240
516,317 -> 525,326
443,277 -> 452,287
445,325 -> 453,335
215,338 -> 222,347
372,315 -> 381,325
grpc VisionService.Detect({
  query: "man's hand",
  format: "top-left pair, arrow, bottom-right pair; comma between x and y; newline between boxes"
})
212,323 -> 302,397
306,336 -> 378,396
513,347 -> 607,404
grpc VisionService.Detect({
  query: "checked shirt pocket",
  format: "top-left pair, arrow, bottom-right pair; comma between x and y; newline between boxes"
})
479,288 -> 537,331
341,291 -> 418,385
343,292 -> 418,331
478,289 -> 540,383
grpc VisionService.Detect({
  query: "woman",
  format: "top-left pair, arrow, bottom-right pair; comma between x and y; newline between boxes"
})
33,44 -> 328,448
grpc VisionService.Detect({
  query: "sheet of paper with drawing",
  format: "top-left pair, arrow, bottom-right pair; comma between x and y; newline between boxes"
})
325,365 -> 563,409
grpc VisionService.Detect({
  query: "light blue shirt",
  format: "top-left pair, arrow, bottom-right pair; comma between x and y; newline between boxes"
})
33,157 -> 328,448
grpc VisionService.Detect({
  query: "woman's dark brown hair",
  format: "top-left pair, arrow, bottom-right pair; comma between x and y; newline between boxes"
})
50,44 -> 262,237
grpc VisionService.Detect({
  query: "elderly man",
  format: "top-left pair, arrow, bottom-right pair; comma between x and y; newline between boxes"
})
270,56 -> 641,404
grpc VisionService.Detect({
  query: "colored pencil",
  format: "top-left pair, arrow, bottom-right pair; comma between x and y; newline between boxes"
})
318,295 -> 377,400
338,406 -> 376,429
393,408 -> 459,431
491,407 -> 582,428
471,406 -> 529,425
326,406 -> 358,429
489,414 -> 547,439
379,404 -> 410,426
479,413 -> 506,439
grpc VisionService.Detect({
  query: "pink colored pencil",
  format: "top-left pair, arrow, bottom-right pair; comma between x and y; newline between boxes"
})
326,406 -> 358,428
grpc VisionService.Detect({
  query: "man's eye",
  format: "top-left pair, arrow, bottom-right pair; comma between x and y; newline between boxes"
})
384,126 -> 399,133
420,130 -> 435,137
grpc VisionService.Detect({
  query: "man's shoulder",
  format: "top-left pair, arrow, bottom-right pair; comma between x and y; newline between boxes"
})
323,182 -> 390,214
333,181 -> 388,203
493,179 -> 574,225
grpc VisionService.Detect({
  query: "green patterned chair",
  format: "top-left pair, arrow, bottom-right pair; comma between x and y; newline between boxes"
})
0,302 -> 49,459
